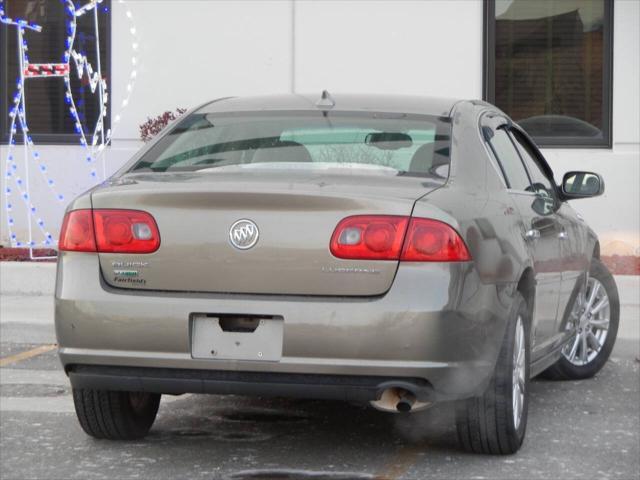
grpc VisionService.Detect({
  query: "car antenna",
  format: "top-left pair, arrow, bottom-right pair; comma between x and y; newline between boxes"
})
316,90 -> 335,109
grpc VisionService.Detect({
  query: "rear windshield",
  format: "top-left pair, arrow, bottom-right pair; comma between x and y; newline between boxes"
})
130,111 -> 452,177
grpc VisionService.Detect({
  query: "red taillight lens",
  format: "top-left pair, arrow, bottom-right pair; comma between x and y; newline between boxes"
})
401,218 -> 471,262
330,215 -> 409,260
58,209 -> 160,254
93,209 -> 160,253
59,209 -> 96,252
330,215 -> 471,262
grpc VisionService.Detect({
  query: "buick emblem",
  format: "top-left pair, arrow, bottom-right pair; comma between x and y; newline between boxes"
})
229,219 -> 259,250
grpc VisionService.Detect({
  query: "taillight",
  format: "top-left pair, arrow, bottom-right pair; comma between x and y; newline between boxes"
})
59,209 -> 160,254
93,209 -> 160,253
330,215 -> 470,262
59,209 -> 96,252
401,218 -> 471,262
330,216 -> 409,260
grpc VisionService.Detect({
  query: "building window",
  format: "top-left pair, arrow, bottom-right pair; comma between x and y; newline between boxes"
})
484,0 -> 613,147
1,0 -> 111,144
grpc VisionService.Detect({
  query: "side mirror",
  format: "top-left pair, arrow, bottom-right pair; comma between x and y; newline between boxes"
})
560,171 -> 605,199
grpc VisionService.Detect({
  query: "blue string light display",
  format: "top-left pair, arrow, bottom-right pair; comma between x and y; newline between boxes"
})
1,0 -> 139,255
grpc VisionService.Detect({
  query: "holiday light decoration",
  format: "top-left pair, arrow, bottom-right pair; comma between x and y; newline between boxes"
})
1,0 -> 139,256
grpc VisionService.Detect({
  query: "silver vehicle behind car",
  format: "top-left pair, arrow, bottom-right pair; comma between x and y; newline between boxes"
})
55,93 -> 619,454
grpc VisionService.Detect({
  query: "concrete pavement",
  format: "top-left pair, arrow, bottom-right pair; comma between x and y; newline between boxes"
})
0,273 -> 638,479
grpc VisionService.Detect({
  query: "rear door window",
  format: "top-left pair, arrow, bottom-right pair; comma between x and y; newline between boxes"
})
510,130 -> 559,213
486,128 -> 532,191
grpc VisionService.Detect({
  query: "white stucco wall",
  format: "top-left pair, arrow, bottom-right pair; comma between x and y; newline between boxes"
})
1,0 -> 638,255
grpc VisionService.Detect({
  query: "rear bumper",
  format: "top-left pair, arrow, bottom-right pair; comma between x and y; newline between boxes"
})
55,253 -> 515,402
68,365 -> 433,403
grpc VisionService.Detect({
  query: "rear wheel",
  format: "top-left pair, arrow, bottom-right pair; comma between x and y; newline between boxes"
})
72,388 -> 160,440
543,258 -> 619,380
455,292 -> 530,455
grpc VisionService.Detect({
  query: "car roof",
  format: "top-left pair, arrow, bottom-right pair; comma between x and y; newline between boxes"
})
198,93 -> 462,117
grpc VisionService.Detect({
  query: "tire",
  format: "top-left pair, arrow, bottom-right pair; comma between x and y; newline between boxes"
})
72,388 -> 160,440
455,292 -> 530,455
542,258 -> 619,380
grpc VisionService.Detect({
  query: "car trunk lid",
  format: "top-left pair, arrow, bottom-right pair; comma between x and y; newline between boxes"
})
92,168 -> 444,296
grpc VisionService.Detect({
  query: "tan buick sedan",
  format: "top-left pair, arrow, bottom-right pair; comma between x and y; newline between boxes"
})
55,93 -> 618,454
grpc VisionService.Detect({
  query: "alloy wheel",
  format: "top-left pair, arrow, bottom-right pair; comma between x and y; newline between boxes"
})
512,315 -> 526,430
562,277 -> 610,366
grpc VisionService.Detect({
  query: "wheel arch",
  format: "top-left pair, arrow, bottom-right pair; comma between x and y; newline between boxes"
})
516,267 -> 536,321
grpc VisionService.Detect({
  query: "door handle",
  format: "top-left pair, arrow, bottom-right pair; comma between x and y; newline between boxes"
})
558,231 -> 569,240
524,229 -> 540,241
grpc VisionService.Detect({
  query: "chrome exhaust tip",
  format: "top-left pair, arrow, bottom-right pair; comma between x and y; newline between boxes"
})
395,390 -> 416,412
370,387 -> 430,413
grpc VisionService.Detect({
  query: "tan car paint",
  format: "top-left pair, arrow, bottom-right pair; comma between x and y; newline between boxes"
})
92,170 -> 445,295
55,95 -> 598,402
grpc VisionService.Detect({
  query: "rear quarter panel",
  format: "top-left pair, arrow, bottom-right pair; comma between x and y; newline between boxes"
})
417,102 -> 531,288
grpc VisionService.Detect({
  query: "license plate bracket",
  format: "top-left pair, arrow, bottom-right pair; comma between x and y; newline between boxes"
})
191,314 -> 283,361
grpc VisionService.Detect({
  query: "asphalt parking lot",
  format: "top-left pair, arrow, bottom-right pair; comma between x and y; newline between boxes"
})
1,278 -> 639,480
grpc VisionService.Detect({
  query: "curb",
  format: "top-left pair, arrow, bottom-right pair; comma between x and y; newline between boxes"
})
0,262 -> 56,296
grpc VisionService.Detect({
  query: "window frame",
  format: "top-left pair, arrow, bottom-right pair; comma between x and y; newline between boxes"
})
481,112 -> 534,193
488,127 -> 534,194
0,1 -> 112,145
483,0 -> 614,149
509,127 -> 562,212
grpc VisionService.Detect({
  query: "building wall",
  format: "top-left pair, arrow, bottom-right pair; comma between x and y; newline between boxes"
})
1,0 -> 638,256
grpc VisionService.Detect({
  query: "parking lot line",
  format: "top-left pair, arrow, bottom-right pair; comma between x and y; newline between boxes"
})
0,396 -> 75,413
0,344 -> 56,367
0,368 -> 67,385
